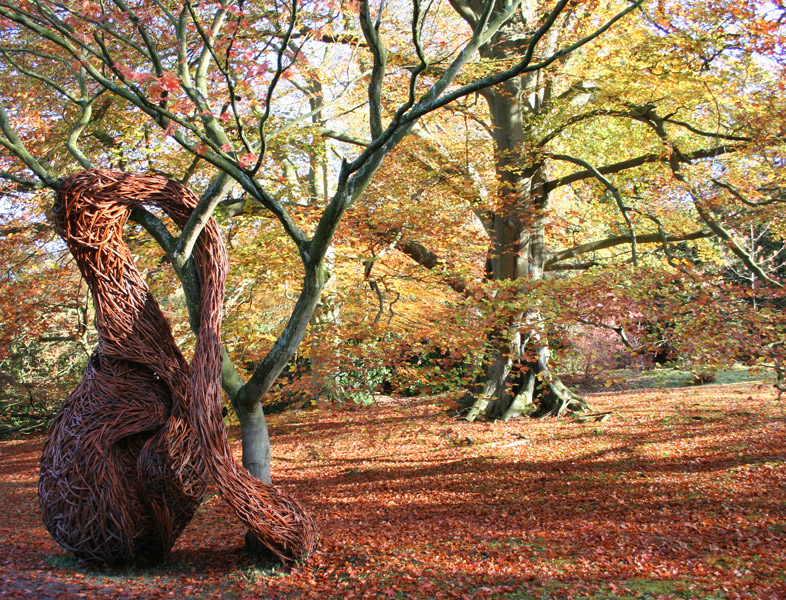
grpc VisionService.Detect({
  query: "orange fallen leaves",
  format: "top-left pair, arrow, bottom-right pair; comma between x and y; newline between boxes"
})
1,382 -> 785,599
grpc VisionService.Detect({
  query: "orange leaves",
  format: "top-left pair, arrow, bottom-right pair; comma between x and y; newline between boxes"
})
2,383 -> 786,598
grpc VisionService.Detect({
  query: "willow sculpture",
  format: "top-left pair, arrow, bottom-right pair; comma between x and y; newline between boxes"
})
39,169 -> 317,565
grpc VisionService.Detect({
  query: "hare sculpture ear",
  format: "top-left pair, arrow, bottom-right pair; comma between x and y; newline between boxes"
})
40,170 -> 316,566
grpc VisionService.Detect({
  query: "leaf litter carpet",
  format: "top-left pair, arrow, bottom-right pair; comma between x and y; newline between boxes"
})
1,382 -> 785,599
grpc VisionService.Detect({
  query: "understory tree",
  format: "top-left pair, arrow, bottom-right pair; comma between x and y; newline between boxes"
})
0,209 -> 93,436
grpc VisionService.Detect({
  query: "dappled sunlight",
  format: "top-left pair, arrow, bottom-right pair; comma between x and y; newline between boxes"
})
1,382 -> 784,599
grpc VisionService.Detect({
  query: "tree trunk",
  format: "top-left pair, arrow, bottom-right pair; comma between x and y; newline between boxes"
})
464,330 -> 588,421
235,401 -> 279,555
464,23 -> 588,421
222,260 -> 331,555
237,402 -> 272,483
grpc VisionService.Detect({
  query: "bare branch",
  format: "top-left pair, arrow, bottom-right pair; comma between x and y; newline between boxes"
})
65,66 -> 97,169
692,196 -> 783,288
319,128 -> 370,146
545,230 -> 711,269
712,178 -> 782,207
175,172 -> 235,262
550,153 -> 638,265
402,0 -> 645,125
634,106 -> 786,289
0,171 -> 45,189
545,146 -> 737,192
577,317 -> 640,351
397,237 -> 473,297
110,0 -> 166,75
359,0 -> 388,139
363,230 -> 401,325
253,0 -> 299,172
0,47 -> 80,103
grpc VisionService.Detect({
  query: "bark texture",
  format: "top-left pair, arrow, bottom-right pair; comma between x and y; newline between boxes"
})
460,2 -> 588,420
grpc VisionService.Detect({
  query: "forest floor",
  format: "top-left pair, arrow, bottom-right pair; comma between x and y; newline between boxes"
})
1,381 -> 785,600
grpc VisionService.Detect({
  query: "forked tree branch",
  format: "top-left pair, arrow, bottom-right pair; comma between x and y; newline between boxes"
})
550,153 -> 638,265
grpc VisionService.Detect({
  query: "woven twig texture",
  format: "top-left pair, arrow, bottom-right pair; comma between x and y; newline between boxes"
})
39,170 -> 317,565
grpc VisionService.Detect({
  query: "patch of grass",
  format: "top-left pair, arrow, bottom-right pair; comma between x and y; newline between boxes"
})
505,580 -> 570,600
45,553 -> 82,570
572,366 -> 772,392
598,578 -> 726,600
507,578 -> 727,599
486,535 -> 537,549
657,415 -> 692,425
229,562 -> 288,581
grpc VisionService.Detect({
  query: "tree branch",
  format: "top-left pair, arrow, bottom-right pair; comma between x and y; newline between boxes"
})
65,66 -> 97,169
545,146 -> 737,192
550,153 -> 638,265
634,106 -> 786,289
0,103 -> 59,189
397,237 -> 473,297
359,0 -> 388,139
711,178 -> 782,208
545,230 -> 711,270
174,172 -> 235,262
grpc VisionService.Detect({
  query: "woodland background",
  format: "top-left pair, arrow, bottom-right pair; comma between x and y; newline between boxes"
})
0,0 -> 785,597
0,0 -> 783,432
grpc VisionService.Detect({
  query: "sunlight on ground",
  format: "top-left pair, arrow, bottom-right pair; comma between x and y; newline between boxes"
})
0,381 -> 784,599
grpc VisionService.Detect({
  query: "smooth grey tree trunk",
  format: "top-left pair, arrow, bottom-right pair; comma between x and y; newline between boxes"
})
236,402 -> 274,555
238,403 -> 272,483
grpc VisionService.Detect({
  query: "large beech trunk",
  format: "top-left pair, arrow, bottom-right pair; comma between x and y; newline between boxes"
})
463,26 -> 589,421
464,333 -> 587,421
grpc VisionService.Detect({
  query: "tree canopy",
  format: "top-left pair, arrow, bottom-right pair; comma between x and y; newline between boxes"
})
0,0 -> 783,438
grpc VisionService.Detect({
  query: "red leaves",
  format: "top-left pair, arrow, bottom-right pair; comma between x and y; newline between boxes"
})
2,384 -> 786,598
112,62 -> 154,84
148,72 -> 181,102
238,153 -> 259,169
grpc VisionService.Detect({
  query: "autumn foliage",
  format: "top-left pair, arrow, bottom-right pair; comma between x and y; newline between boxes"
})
0,0 -> 785,594
2,383 -> 786,599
